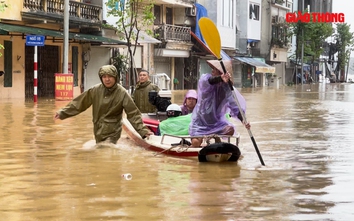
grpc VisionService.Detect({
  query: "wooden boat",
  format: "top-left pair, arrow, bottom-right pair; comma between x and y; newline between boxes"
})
122,116 -> 241,163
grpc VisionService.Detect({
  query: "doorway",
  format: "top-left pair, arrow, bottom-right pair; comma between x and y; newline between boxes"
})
25,45 -> 59,99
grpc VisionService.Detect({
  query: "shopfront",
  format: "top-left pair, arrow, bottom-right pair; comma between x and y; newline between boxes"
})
234,57 -> 276,88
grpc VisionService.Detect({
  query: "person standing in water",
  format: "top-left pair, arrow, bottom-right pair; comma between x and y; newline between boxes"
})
132,70 -> 160,113
54,65 -> 153,144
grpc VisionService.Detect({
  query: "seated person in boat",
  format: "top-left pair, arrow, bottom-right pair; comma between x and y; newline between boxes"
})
180,90 -> 198,115
54,65 -> 153,144
157,104 -> 191,136
189,60 -> 250,147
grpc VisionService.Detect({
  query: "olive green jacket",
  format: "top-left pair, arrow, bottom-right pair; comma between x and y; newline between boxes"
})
132,81 -> 160,113
57,83 -> 149,143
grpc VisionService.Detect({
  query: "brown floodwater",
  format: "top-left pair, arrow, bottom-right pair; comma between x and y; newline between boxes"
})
1,83 -> 354,221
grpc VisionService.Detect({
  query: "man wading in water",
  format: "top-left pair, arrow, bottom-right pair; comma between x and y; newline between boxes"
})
54,65 -> 153,144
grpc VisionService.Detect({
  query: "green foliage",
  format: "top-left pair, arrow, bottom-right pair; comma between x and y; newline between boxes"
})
0,44 -> 3,57
0,1 -> 8,12
271,37 -> 289,48
304,22 -> 333,61
271,22 -> 290,48
105,0 -> 155,87
105,0 -> 155,44
0,1 -> 8,57
287,81 -> 294,86
111,52 -> 129,81
334,23 -> 354,70
287,11 -> 333,63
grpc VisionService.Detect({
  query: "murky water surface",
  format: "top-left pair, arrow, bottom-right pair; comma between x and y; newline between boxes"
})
1,83 -> 354,221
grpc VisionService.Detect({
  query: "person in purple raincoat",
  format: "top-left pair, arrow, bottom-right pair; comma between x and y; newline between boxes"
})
180,89 -> 198,115
189,60 -> 250,147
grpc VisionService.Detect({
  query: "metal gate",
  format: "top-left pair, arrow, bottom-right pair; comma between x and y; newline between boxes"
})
25,45 -> 59,99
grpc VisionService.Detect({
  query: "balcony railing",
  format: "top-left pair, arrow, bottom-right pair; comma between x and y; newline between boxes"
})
23,0 -> 102,22
155,24 -> 191,43
180,0 -> 195,3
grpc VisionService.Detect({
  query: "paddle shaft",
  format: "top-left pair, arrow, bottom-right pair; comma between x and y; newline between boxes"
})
219,60 -> 265,166
198,17 -> 265,165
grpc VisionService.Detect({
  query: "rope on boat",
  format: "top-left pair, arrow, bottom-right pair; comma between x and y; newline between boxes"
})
153,142 -> 191,156
153,145 -> 176,156
153,134 -> 239,156
175,145 -> 191,153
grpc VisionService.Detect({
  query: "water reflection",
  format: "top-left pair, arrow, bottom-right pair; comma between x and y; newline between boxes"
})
1,84 -> 354,220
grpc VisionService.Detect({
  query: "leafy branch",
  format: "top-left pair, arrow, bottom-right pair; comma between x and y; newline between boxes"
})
105,0 -> 155,89
0,1 -> 8,57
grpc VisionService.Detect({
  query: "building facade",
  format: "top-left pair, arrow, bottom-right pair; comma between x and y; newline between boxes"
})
4,0 -> 324,100
0,0 -> 125,100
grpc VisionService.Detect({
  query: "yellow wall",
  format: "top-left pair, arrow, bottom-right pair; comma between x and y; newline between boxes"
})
0,36 -> 24,99
171,90 -> 189,105
0,36 -> 83,99
0,0 -> 23,21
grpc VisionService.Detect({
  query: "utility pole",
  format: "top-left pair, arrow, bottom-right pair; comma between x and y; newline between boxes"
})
300,0 -> 305,85
301,30 -> 304,85
63,0 -> 69,74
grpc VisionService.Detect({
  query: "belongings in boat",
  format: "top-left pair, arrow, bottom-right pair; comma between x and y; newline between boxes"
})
171,138 -> 191,146
148,90 -> 172,112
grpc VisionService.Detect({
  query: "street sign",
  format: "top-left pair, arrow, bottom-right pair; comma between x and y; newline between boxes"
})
26,35 -> 45,46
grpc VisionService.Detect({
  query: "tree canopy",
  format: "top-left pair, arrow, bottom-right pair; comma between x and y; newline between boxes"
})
0,2 -> 8,56
288,12 -> 333,64
105,0 -> 155,89
334,23 -> 354,71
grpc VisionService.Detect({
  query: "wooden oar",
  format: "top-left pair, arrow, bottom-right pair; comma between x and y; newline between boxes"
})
198,17 -> 265,166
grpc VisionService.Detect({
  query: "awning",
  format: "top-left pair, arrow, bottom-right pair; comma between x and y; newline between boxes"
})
289,59 -> 311,71
154,48 -> 189,57
133,29 -> 161,44
154,0 -> 193,8
70,32 -> 126,44
0,23 -> 126,44
234,57 -> 276,73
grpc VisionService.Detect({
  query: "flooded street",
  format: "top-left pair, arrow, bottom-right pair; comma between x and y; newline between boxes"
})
1,83 -> 354,221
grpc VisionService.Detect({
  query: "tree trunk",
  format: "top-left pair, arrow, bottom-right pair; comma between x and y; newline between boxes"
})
128,47 -> 136,95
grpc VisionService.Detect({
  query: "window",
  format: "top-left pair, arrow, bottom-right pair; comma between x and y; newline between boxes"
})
4,41 -> 12,87
222,0 -> 234,27
287,2 -> 292,9
154,5 -> 161,25
72,46 -> 78,86
166,7 -> 173,25
272,25 -> 278,39
271,24 -> 289,48
272,15 -> 278,23
249,3 -> 260,21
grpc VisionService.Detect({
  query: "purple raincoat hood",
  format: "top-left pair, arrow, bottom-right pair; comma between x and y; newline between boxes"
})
183,90 -> 198,105
180,90 -> 198,115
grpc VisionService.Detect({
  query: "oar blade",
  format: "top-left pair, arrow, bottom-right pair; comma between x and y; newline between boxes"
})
198,17 -> 221,59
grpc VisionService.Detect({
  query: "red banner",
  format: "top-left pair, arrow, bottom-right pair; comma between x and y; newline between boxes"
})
55,73 -> 74,101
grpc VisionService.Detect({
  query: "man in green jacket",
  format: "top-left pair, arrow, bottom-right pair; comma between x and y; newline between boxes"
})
54,65 -> 153,144
132,70 -> 160,113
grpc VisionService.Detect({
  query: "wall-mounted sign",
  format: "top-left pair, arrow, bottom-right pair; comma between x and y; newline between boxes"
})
55,73 -> 74,101
25,35 -> 45,47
